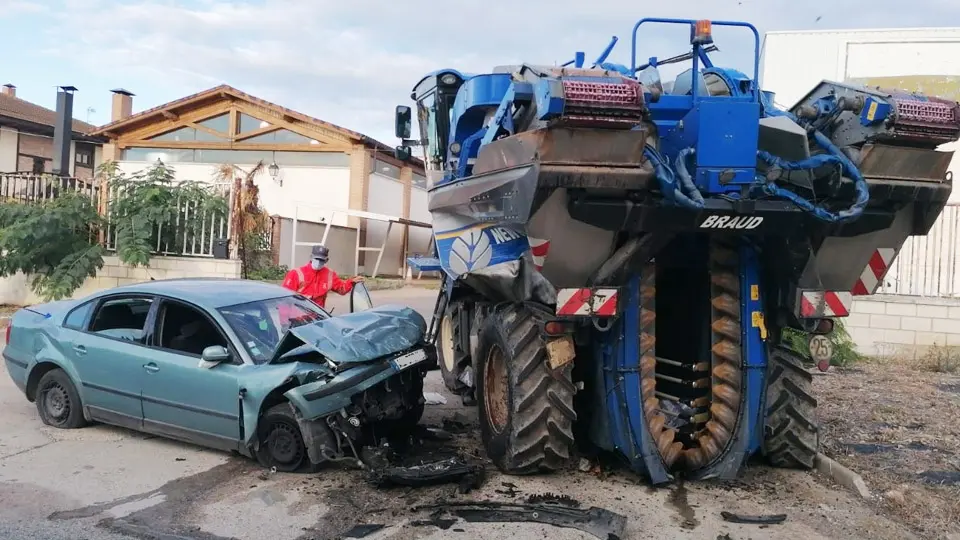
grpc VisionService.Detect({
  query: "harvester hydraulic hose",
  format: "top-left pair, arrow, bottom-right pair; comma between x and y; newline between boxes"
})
644,145 -> 704,210
674,147 -> 706,207
757,109 -> 870,223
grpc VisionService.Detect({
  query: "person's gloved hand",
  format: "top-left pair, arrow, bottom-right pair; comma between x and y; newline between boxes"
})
350,276 -> 365,283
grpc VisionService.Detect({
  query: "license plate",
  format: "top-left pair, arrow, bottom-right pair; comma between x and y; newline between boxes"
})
391,349 -> 428,371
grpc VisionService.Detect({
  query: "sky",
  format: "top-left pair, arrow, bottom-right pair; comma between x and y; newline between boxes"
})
2,0 -> 960,145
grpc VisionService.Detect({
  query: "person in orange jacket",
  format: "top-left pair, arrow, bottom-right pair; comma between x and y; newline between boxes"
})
281,245 -> 363,310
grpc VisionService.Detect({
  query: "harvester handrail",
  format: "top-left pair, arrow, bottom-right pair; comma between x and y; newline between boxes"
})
630,17 -> 761,91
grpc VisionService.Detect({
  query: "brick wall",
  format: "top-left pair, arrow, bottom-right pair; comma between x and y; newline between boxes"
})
846,294 -> 960,359
0,255 -> 241,306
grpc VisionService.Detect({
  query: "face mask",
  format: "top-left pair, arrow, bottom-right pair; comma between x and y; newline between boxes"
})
310,259 -> 325,271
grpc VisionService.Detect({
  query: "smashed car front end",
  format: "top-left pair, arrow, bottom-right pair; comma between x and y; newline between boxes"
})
261,304 -> 436,466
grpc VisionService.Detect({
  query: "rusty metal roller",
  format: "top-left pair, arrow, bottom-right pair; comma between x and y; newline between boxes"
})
643,397 -> 659,415
684,447 -> 707,469
712,363 -> 741,387
710,272 -> 740,295
698,432 -> 722,458
710,400 -> 737,428
712,382 -> 740,406
641,376 -> 657,396
705,419 -> 733,445
640,333 -> 656,352
660,439 -> 683,467
640,309 -> 656,327
711,293 -> 739,317
711,317 -> 741,341
640,354 -> 657,376
711,340 -> 741,363
648,413 -> 667,434
710,245 -> 739,265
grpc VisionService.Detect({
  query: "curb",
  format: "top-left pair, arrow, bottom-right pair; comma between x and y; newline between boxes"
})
815,453 -> 872,499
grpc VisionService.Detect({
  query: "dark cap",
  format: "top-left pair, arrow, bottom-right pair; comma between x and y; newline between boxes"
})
310,245 -> 329,261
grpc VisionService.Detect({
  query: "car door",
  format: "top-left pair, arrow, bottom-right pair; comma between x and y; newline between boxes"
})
63,294 -> 156,430
140,297 -> 243,452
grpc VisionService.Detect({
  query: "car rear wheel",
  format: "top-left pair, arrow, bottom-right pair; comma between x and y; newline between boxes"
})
256,403 -> 312,473
36,369 -> 87,429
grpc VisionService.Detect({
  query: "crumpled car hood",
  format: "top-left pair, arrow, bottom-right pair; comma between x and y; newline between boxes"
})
270,304 -> 427,364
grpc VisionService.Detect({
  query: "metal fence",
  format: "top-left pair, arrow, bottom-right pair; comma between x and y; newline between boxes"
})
0,172 -> 233,258
880,203 -> 960,297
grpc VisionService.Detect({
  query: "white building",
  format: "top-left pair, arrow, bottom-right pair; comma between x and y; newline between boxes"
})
91,85 -> 433,277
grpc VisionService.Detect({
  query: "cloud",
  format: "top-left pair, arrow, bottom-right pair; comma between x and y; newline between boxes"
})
19,0 -> 960,143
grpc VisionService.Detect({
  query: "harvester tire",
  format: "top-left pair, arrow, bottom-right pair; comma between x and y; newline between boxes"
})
476,304 -> 576,475
763,345 -> 820,469
438,302 -> 470,393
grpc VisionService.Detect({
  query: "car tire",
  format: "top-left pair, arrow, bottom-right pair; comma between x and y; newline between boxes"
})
255,403 -> 313,473
35,369 -> 87,429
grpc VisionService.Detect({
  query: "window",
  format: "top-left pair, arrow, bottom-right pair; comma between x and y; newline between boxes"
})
272,151 -> 349,167
89,296 -> 154,343
31,156 -> 44,173
75,151 -> 92,165
243,129 -> 313,144
149,126 -> 197,142
156,301 -> 230,358
121,148 -> 196,162
195,149 -> 272,165
373,158 -> 401,180
238,113 -> 270,134
64,301 -> 94,330
218,295 -> 327,364
413,173 -> 427,189
197,114 -> 230,134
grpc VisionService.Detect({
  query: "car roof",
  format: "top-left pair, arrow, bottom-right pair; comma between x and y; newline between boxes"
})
96,278 -> 294,310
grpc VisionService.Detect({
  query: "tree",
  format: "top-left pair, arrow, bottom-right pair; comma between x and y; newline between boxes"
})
213,161 -> 280,279
0,160 -> 230,301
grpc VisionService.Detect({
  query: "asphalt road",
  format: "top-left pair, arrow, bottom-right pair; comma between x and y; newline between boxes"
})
0,288 -> 921,540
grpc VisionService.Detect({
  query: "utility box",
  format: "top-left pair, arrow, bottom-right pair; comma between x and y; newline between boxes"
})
213,238 -> 229,260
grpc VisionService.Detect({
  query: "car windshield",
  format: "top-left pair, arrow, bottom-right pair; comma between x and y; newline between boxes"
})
218,295 -> 328,364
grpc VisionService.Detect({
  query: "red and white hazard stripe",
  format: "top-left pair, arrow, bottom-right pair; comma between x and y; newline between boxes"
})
529,237 -> 550,271
851,248 -> 896,296
556,288 -> 619,317
798,290 -> 852,318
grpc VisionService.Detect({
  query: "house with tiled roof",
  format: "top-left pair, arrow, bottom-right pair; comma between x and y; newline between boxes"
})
0,84 -> 106,179
91,84 -> 431,277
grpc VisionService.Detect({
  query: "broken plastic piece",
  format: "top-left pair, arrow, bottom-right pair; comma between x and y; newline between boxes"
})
415,502 -> 627,540
368,456 -> 486,489
720,511 -> 787,525
343,523 -> 385,538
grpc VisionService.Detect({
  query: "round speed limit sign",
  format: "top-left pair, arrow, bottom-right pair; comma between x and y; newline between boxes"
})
808,334 -> 834,371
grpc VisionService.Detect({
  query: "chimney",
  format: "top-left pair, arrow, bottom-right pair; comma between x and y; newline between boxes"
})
52,85 -> 76,176
110,88 -> 134,122
1,84 -> 14,98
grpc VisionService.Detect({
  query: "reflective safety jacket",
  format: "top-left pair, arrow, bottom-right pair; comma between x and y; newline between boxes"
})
281,264 -> 354,309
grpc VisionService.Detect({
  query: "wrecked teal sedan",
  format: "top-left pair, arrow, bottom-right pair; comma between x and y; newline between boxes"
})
2,278 -> 434,472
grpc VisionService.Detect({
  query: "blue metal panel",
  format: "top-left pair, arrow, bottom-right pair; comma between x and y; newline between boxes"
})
450,73 -> 513,142
860,96 -> 891,126
534,79 -> 565,121
681,99 -> 761,193
740,243 -> 767,454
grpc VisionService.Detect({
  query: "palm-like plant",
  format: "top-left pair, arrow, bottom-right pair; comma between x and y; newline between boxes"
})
213,161 -> 270,278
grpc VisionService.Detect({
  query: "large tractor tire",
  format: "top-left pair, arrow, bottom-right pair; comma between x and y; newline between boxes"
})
763,345 -> 820,469
476,304 -> 576,475
437,302 -> 470,393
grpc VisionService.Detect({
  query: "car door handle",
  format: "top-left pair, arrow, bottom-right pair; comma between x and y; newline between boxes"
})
143,363 -> 159,373
73,345 -> 87,356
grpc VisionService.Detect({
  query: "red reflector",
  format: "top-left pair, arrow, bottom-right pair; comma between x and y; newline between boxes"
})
4,325 -> 10,346
816,318 -> 834,334
544,322 -> 566,335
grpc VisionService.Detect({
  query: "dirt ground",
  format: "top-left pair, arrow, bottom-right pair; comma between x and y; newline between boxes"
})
815,353 -> 960,539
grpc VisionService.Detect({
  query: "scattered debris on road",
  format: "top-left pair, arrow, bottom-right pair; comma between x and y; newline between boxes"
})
413,501 -> 628,540
423,392 -> 447,405
342,523 -> 385,538
720,511 -> 787,525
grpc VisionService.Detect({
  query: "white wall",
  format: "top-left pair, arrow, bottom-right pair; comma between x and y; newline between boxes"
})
0,255 -> 240,306
116,161 -> 352,227
0,127 -> 17,172
409,186 -> 433,255
365,173 -> 406,276
847,295 -> 960,359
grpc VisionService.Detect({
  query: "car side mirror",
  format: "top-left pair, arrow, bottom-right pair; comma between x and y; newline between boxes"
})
350,282 -> 374,313
199,345 -> 230,369
395,105 -> 412,139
